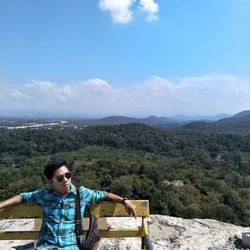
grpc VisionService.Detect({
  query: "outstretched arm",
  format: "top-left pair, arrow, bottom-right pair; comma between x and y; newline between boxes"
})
0,195 -> 22,209
106,193 -> 137,218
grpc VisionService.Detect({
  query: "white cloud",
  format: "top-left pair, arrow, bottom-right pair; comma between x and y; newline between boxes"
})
139,0 -> 159,22
99,0 -> 135,24
0,83 -> 29,100
99,0 -> 159,23
1,74 -> 250,117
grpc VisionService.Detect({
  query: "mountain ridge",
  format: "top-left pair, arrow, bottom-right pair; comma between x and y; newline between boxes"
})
183,110 -> 250,134
74,112 -> 233,127
0,109 -> 232,122
2,110 -> 250,134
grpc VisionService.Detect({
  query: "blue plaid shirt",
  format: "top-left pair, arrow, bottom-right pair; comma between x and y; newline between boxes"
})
20,184 -> 107,250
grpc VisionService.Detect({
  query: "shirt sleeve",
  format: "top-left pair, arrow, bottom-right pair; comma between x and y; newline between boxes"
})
20,189 -> 45,206
79,186 -> 107,205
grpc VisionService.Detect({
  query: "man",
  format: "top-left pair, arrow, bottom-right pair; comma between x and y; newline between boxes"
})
0,158 -> 137,249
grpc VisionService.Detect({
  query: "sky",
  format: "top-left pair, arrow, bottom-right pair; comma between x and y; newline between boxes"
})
0,0 -> 250,118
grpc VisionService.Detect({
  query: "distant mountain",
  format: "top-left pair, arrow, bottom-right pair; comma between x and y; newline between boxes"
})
81,115 -> 179,127
169,113 -> 232,121
1,109 -> 243,132
232,110 -> 250,118
78,113 -> 234,127
182,110 -> 250,134
0,109 -> 232,121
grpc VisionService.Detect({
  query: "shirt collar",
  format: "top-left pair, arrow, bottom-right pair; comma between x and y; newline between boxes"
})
70,183 -> 77,195
50,183 -> 77,197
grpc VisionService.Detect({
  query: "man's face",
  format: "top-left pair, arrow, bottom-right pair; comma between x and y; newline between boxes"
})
51,165 -> 72,196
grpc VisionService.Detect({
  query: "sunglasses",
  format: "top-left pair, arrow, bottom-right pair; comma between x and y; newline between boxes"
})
55,171 -> 72,182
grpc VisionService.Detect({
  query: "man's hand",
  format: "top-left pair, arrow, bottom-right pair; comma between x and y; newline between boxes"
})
124,200 -> 137,218
106,193 -> 137,218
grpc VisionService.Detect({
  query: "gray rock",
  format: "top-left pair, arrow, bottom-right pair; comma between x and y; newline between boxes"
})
0,215 -> 249,250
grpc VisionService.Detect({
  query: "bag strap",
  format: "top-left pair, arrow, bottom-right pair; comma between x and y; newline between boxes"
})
85,208 -> 93,239
75,188 -> 84,235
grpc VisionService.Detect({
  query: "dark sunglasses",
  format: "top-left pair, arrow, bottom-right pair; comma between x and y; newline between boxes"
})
55,171 -> 72,182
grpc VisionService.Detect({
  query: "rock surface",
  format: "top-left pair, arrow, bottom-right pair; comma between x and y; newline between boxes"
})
0,215 -> 249,250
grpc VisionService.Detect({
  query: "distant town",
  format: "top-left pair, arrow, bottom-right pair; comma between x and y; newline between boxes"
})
0,118 -> 79,130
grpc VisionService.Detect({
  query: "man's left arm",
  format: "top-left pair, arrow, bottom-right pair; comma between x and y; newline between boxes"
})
106,193 -> 137,218
0,195 -> 22,209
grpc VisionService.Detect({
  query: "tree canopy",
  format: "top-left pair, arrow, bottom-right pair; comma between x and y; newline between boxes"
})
0,124 -> 249,226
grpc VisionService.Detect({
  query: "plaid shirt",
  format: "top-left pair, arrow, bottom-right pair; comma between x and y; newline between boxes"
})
20,184 -> 107,250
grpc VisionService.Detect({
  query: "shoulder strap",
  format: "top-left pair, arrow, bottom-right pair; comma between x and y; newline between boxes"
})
75,188 -> 84,235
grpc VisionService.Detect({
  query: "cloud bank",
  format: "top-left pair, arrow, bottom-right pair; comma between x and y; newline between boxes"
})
1,74 -> 250,117
99,0 -> 159,23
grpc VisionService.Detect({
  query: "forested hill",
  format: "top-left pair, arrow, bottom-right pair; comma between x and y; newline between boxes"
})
182,112 -> 250,134
0,123 -> 249,226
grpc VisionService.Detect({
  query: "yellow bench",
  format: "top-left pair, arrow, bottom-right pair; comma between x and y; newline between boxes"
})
0,200 -> 153,249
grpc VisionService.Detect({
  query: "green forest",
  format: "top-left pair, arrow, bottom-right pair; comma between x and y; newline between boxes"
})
0,123 -> 249,226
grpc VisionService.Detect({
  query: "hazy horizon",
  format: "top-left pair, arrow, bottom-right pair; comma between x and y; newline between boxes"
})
0,108 -> 235,120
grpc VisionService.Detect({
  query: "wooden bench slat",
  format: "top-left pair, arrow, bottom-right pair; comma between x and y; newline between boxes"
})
0,204 -> 43,218
100,229 -> 146,238
92,200 -> 149,217
0,231 -> 39,240
0,200 -> 149,219
0,228 -> 146,240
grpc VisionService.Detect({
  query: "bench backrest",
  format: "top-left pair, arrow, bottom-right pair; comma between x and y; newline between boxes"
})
0,200 -> 149,240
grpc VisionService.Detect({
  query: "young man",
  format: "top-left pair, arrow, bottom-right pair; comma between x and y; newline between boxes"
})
0,158 -> 137,249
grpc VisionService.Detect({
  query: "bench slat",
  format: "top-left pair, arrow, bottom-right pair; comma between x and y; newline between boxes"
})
92,200 -> 149,217
0,229 -> 146,240
0,231 -> 39,240
0,200 -> 149,219
100,229 -> 146,238
0,204 -> 42,218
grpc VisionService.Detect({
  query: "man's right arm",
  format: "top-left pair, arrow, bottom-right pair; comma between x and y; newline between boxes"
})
0,195 -> 22,209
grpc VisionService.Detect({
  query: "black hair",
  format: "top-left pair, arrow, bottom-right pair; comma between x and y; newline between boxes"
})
44,158 -> 67,180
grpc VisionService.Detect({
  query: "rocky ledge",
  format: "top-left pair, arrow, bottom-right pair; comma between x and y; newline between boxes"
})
0,215 -> 249,250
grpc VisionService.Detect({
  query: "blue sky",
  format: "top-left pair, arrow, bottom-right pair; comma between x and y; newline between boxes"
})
0,0 -> 250,117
